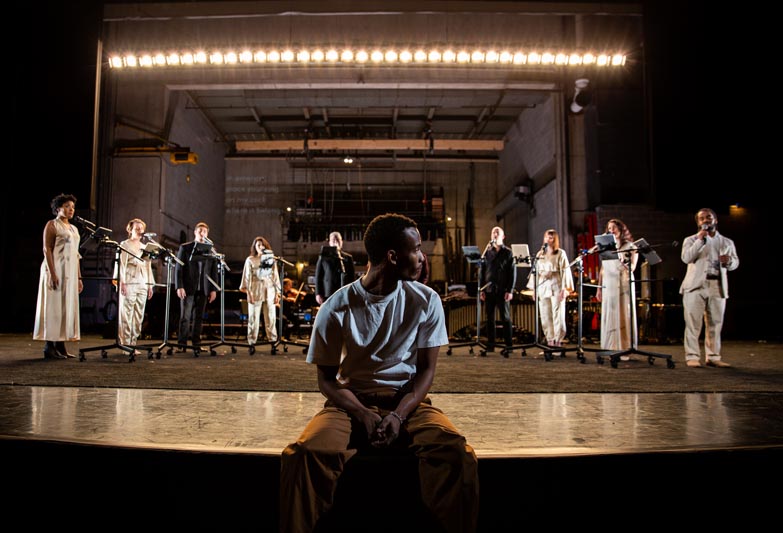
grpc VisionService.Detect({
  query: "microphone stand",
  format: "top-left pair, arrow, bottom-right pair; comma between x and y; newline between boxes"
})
545,249 -> 604,363
153,245 -> 184,358
272,255 -> 309,354
206,249 -> 249,356
78,226 -> 146,363
511,249 -> 551,358
445,245 -> 489,356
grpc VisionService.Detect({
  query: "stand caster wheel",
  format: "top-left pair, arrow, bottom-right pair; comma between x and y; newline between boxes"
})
468,348 -> 474,354
231,346 -> 237,354
129,354 -> 136,363
193,350 -> 200,358
479,349 -> 487,357
596,355 -> 604,365
667,359 -> 676,369
210,350 -> 217,356
101,350 -> 108,358
302,347 -> 307,354
271,346 -> 277,355
544,351 -> 553,362
249,345 -> 256,355
610,358 -> 618,369
166,348 -> 173,356
283,345 -> 288,352
501,349 -> 510,358
79,351 -> 85,362
521,349 -> 527,357
648,356 -> 655,366
446,348 -> 452,356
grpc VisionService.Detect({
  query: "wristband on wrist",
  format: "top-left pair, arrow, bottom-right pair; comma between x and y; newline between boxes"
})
389,411 -> 405,424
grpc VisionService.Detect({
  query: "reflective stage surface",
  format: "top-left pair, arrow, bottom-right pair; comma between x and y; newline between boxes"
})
2,385 -> 781,456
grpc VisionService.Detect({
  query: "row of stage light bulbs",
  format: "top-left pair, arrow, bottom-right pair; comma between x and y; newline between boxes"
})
109,49 -> 626,69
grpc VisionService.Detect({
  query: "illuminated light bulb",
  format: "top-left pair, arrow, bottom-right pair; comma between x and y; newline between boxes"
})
312,49 -> 325,62
385,50 -> 398,62
326,49 -> 339,61
414,50 -> 427,62
457,51 -> 470,63
281,50 -> 294,62
399,50 -> 412,63
442,50 -> 456,62
239,50 -> 253,63
371,50 -> 383,62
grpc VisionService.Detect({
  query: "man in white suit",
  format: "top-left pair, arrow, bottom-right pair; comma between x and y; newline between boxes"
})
679,208 -> 739,368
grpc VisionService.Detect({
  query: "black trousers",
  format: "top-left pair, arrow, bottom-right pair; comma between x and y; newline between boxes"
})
484,292 -> 513,348
179,292 -> 208,346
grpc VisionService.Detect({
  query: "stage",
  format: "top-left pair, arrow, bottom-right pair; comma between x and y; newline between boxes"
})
2,335 -> 781,530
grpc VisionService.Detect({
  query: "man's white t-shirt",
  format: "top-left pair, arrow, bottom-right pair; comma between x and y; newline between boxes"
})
307,278 -> 448,393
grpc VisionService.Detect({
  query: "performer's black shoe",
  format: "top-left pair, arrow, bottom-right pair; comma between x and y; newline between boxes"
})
43,341 -> 66,359
55,341 -> 77,358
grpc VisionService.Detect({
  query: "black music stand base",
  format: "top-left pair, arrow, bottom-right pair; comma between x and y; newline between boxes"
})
446,337 -> 490,357
79,340 -> 146,363
598,348 -> 675,369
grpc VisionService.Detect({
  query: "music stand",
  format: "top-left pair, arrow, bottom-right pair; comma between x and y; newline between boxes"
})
509,244 -> 553,358
445,245 -> 489,356
598,239 -> 675,369
78,225 -> 146,363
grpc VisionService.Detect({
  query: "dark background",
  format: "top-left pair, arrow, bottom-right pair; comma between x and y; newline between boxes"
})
6,1 -> 774,336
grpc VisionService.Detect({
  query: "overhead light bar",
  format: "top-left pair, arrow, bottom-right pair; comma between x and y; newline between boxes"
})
108,48 -> 627,69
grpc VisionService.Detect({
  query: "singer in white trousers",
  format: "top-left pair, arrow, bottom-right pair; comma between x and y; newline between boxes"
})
679,208 -> 739,366
527,230 -> 574,346
117,219 -> 155,348
240,236 -> 281,345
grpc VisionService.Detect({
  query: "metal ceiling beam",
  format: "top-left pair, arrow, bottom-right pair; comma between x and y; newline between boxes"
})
235,139 -> 504,152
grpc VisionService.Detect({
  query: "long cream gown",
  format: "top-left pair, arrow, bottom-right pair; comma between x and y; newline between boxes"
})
33,218 -> 81,341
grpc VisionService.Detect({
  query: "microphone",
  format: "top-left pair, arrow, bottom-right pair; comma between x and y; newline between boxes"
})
490,239 -> 495,245
541,242 -> 548,253
700,224 -> 711,244
672,240 -> 679,247
203,237 -> 214,245
143,232 -> 157,238
74,215 -> 96,227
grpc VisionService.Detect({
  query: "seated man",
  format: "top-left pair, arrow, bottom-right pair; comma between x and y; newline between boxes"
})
280,213 -> 479,533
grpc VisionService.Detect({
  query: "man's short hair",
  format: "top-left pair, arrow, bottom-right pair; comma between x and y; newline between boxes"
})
695,208 -> 717,224
195,221 -> 209,230
364,213 -> 418,264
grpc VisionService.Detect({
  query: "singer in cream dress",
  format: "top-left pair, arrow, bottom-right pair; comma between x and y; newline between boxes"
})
117,219 -> 155,348
527,230 -> 574,346
240,236 -> 281,344
34,195 -> 83,348
596,219 -> 638,351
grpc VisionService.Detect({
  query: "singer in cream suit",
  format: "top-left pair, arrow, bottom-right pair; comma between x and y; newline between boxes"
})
240,236 -> 281,346
680,208 -> 739,368
527,229 -> 574,346
117,218 -> 155,349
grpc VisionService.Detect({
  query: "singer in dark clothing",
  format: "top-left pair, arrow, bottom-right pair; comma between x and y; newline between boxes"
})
315,231 -> 355,305
175,222 -> 218,351
480,226 -> 516,355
